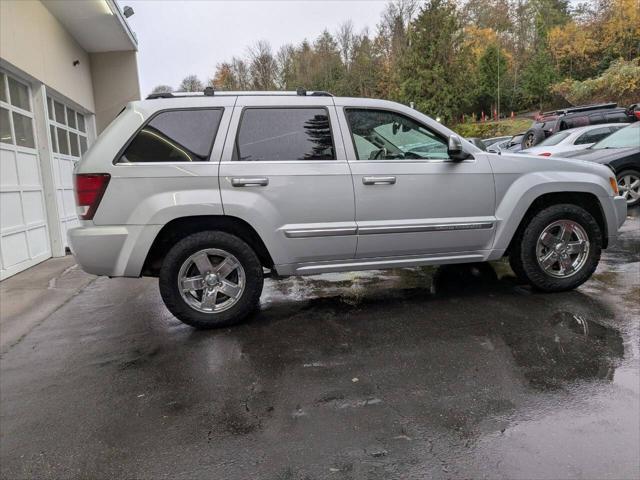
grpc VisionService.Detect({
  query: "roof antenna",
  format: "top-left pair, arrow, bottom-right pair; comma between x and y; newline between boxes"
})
296,87 -> 307,96
203,86 -> 215,96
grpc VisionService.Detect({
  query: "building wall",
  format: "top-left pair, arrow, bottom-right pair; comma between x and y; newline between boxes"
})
0,0 -> 95,113
90,51 -> 140,133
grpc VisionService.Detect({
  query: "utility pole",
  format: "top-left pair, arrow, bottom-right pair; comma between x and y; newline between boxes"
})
497,40 -> 500,121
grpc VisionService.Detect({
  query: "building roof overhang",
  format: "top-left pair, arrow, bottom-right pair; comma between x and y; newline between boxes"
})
43,0 -> 137,53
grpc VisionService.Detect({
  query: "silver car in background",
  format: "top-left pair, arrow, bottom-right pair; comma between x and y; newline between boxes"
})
520,123 -> 627,157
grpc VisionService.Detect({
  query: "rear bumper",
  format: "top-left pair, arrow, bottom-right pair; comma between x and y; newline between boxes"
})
68,224 -> 161,277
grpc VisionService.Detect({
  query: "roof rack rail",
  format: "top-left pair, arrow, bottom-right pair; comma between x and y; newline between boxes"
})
542,102 -> 618,116
146,89 -> 334,100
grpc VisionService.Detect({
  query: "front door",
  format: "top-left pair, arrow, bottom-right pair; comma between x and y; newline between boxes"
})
219,96 -> 356,269
339,107 -> 496,259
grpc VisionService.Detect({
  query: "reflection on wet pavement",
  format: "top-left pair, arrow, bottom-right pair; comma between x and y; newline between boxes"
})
1,215 -> 638,479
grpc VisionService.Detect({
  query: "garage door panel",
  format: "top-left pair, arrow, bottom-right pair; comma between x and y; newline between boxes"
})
16,151 -> 41,186
1,70 -> 51,279
63,189 -> 75,217
0,148 -> 18,186
27,226 -> 49,257
22,191 -> 45,225
1,232 -> 30,268
0,192 -> 23,230
47,94 -> 91,250
61,159 -> 74,188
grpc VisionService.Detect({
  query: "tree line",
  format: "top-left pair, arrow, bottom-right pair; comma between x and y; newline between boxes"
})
152,0 -> 639,124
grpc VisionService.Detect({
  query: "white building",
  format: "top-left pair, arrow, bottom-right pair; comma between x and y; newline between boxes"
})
0,0 -> 141,279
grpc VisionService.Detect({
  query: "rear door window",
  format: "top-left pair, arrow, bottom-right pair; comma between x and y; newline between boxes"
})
233,108 -> 335,161
119,108 -> 223,163
575,127 -> 615,145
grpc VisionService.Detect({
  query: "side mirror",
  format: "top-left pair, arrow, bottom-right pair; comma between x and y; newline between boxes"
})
447,135 -> 469,161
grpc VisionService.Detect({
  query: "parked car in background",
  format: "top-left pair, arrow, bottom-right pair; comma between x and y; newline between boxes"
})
483,135 -> 511,148
520,124 -> 626,157
466,137 -> 487,150
488,133 -> 525,153
562,122 -> 640,206
628,103 -> 640,121
521,103 -> 635,149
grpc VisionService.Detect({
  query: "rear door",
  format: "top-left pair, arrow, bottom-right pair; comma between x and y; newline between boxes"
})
219,96 -> 356,268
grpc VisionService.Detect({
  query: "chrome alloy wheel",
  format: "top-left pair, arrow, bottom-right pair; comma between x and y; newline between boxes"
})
618,173 -> 640,204
536,220 -> 590,278
178,248 -> 245,313
523,132 -> 536,148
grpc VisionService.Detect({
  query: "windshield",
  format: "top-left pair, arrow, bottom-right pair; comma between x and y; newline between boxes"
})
592,123 -> 640,149
538,131 -> 571,146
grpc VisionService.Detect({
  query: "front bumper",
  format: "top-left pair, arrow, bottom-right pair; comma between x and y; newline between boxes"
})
613,196 -> 627,229
603,195 -> 628,246
68,224 -> 161,277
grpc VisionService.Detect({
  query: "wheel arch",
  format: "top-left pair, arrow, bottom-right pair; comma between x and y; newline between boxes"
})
502,191 -> 608,256
142,215 -> 274,277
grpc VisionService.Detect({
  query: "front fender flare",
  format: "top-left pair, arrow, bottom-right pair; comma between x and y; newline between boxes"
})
492,171 -> 611,253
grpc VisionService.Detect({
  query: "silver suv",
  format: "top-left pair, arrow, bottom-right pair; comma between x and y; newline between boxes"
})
69,90 -> 627,328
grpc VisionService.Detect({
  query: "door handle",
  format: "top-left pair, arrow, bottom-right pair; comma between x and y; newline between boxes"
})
362,176 -> 396,185
230,177 -> 269,187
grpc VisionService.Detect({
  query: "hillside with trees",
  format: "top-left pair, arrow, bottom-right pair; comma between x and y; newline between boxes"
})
153,0 -> 639,125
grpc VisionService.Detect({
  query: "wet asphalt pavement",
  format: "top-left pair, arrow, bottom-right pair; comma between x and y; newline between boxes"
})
1,214 -> 639,480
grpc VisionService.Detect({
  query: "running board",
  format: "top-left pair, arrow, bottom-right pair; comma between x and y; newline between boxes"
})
284,253 -> 487,276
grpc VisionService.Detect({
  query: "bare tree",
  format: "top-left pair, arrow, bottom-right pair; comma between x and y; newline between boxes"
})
336,21 -> 355,68
231,57 -> 251,90
178,74 -> 204,92
275,44 -> 295,89
248,40 -> 277,90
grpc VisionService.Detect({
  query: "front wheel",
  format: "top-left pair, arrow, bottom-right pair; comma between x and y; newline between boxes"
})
509,204 -> 602,292
617,169 -> 640,207
159,231 -> 263,328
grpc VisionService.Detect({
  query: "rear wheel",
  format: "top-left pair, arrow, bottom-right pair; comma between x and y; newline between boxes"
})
617,169 -> 640,207
159,231 -> 263,328
509,204 -> 601,292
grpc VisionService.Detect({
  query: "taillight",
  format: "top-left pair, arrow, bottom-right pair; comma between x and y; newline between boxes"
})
74,173 -> 110,220
538,152 -> 552,157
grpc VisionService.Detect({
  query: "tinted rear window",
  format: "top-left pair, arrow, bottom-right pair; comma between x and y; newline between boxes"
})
233,108 -> 335,161
119,109 -> 222,163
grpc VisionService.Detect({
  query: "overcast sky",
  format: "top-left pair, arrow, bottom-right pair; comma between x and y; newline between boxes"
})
121,0 -> 389,96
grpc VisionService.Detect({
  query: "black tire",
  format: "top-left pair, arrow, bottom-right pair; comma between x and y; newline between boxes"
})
159,231 -> 263,329
616,169 -> 640,207
521,127 -> 546,149
509,204 -> 602,292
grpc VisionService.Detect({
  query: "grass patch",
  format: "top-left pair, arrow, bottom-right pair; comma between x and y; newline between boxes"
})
452,118 -> 532,139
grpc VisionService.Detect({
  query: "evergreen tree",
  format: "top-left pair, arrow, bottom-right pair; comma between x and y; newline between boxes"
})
398,0 -> 472,122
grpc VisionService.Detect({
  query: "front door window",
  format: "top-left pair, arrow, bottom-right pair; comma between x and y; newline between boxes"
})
345,108 -> 449,160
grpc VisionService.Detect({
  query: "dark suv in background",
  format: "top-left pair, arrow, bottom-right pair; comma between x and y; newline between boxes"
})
521,103 -> 636,149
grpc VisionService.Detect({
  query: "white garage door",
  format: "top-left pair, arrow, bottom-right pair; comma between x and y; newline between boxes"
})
47,95 -> 89,247
0,71 -> 51,280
